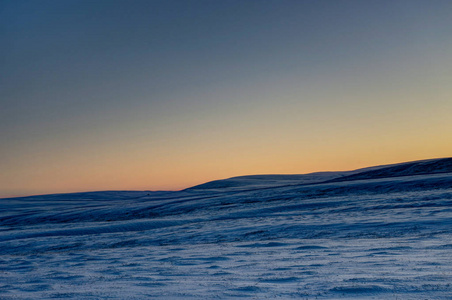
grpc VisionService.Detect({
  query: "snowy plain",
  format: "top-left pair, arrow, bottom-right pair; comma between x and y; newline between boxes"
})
1,158 -> 451,299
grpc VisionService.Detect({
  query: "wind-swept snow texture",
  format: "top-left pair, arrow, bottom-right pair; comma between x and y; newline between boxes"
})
1,158 -> 452,299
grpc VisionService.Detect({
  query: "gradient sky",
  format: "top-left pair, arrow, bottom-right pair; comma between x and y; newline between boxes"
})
1,0 -> 451,198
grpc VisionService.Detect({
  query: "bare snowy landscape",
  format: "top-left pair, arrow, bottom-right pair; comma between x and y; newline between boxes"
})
1,158 -> 452,299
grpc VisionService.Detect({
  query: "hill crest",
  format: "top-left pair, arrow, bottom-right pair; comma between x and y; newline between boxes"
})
186,157 -> 452,191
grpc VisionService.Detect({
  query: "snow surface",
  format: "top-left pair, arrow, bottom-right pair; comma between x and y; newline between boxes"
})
1,159 -> 452,299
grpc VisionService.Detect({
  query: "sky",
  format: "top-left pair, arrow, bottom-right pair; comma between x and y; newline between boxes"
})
1,0 -> 451,198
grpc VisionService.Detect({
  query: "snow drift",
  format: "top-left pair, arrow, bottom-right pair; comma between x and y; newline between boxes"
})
1,158 -> 451,299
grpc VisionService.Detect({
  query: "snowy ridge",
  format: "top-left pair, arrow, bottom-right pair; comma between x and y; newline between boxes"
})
186,157 -> 452,191
1,158 -> 452,299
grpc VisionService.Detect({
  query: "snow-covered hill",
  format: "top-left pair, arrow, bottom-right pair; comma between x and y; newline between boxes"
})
187,157 -> 452,191
1,158 -> 451,299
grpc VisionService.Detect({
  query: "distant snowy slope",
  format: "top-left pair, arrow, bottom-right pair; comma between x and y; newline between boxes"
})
185,172 -> 350,191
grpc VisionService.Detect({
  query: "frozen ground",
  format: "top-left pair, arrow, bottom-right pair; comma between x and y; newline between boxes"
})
1,158 -> 452,299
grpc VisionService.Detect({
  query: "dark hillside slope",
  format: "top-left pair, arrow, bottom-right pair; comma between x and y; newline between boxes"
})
327,157 -> 452,183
